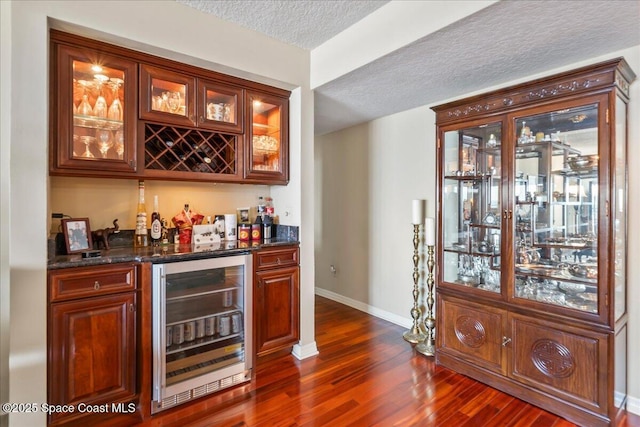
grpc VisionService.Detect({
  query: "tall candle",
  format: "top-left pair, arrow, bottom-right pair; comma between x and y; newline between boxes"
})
412,199 -> 424,225
425,217 -> 435,246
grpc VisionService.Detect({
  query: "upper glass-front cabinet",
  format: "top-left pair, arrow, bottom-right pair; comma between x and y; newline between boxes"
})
438,90 -> 628,318
139,65 -> 243,133
512,100 -> 602,314
139,64 -> 196,128
198,80 -> 243,133
52,44 -> 138,173
441,122 -> 503,294
245,91 -> 289,183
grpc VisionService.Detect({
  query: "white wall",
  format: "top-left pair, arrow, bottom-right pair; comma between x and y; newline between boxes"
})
315,45 -> 640,412
1,2 -> 12,427
314,106 -> 435,326
2,1 -> 313,426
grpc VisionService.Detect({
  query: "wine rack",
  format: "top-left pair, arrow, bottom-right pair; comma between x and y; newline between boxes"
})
143,123 -> 238,177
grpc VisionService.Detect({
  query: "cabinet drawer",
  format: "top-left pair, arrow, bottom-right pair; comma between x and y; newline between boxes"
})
49,263 -> 137,302
254,246 -> 299,270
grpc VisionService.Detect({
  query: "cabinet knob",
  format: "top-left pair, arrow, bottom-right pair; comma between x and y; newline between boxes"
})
276,257 -> 281,265
94,281 -> 100,290
129,304 -> 135,312
199,116 -> 204,123
502,336 -> 512,347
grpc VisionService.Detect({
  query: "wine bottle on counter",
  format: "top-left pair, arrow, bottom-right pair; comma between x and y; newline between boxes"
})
134,180 -> 149,248
150,195 -> 162,246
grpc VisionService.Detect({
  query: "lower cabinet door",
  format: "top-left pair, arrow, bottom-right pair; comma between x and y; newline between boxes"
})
509,313 -> 608,414
255,266 -> 299,355
49,292 -> 137,424
438,295 -> 507,375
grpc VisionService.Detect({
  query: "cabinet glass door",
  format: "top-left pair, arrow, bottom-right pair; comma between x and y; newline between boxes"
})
441,122 -> 502,293
198,80 -> 243,133
55,44 -> 137,172
140,64 -> 195,128
245,92 -> 289,183
513,102 -> 600,313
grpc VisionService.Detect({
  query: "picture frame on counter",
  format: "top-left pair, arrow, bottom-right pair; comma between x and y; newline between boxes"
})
62,218 -> 93,254
237,207 -> 250,224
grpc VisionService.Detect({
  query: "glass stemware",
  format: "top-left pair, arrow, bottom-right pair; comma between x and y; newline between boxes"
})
114,129 -> 125,159
79,136 -> 95,158
76,80 -> 93,116
167,91 -> 182,114
93,74 -> 110,119
96,129 -> 113,158
108,78 -> 124,121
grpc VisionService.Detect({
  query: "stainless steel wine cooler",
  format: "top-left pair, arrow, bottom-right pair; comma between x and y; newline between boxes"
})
152,254 -> 253,413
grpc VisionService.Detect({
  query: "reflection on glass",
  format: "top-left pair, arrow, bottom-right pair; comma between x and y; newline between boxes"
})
513,104 -> 599,313
71,60 -> 126,162
251,100 -> 281,172
150,78 -> 186,117
205,89 -> 236,124
441,123 -> 502,293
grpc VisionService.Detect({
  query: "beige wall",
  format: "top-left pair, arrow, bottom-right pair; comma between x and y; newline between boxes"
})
49,178 -> 270,233
2,2 -> 313,426
315,46 -> 640,412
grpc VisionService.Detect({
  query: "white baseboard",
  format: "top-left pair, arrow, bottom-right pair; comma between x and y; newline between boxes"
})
315,287 -> 412,329
292,341 -> 319,360
628,394 -> 640,416
314,287 -> 640,417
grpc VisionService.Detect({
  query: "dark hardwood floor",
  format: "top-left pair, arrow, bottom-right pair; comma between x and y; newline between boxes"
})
140,296 -> 640,427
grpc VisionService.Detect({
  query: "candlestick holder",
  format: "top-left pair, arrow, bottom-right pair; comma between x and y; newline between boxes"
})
416,245 -> 435,356
403,224 -> 426,344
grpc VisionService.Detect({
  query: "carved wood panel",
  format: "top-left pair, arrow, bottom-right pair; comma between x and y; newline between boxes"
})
438,295 -> 506,375
510,313 -> 607,412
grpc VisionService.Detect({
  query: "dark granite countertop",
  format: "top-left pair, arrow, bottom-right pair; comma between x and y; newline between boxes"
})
48,238 -> 299,270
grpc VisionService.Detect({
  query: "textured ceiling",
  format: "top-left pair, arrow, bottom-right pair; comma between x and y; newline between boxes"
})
177,0 -> 389,49
178,0 -> 640,135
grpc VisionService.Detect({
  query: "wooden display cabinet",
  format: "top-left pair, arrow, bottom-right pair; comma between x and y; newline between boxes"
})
433,58 -> 635,427
245,91 -> 289,184
139,65 -> 244,134
50,30 -> 291,185
253,245 -> 299,356
50,37 -> 138,175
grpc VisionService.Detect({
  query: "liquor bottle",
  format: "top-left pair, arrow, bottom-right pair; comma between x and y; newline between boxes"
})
134,180 -> 149,247
150,195 -> 162,246
257,196 -> 266,220
265,197 -> 274,218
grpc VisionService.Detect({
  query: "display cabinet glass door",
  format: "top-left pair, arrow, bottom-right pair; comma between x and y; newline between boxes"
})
55,44 -> 137,172
140,64 -> 195,128
245,92 -> 289,183
198,80 -> 243,133
441,122 -> 502,293
512,101 -> 600,313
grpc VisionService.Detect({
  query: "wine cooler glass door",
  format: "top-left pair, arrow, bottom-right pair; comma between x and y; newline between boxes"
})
152,254 -> 252,412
